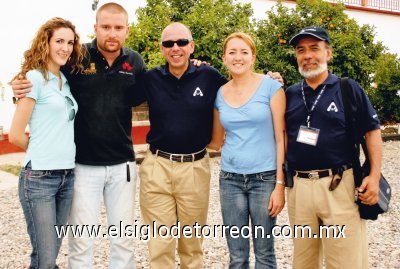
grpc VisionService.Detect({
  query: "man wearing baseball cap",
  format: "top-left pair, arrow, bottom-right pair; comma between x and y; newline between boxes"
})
285,26 -> 382,268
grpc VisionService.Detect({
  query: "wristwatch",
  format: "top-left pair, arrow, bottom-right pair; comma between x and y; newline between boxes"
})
12,97 -> 19,104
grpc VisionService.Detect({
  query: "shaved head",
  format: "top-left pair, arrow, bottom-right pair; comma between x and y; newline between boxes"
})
161,22 -> 193,41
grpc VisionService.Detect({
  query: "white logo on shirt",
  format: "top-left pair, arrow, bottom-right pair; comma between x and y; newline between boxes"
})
327,102 -> 338,112
193,87 -> 203,97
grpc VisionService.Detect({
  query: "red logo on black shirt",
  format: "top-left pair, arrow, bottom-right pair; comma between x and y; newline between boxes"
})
122,62 -> 132,71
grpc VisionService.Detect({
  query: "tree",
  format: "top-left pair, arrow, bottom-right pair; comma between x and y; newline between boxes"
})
369,53 -> 400,123
126,0 -> 175,68
126,0 -> 394,119
126,0 -> 254,71
255,0 -> 385,89
182,0 -> 254,72
126,0 -> 397,123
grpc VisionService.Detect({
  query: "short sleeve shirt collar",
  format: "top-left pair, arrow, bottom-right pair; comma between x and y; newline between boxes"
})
303,71 -> 339,92
47,71 -> 68,87
158,61 -> 197,78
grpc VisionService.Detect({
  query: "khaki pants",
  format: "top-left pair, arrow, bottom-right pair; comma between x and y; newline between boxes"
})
287,169 -> 368,269
139,150 -> 211,269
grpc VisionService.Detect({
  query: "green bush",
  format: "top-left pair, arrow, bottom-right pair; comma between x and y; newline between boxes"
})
255,0 -> 384,89
0,164 -> 21,176
127,0 -> 254,71
369,53 -> 400,123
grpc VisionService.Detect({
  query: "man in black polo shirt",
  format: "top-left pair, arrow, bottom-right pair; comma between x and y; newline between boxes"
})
12,3 -> 145,268
138,22 -> 227,269
285,26 -> 382,268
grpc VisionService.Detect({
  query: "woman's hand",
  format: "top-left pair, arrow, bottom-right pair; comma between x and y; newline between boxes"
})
268,185 -> 285,218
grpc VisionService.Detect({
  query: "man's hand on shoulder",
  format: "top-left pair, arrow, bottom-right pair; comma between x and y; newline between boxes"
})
11,75 -> 32,99
267,71 -> 284,86
191,59 -> 210,67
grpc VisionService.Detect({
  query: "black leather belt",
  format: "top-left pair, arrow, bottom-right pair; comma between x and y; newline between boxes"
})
150,146 -> 206,162
295,164 -> 352,180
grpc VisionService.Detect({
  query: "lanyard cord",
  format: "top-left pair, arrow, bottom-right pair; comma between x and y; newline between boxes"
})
301,80 -> 326,127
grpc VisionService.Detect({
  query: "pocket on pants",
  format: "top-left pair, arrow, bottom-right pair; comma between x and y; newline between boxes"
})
19,168 -> 28,180
219,170 -> 233,180
257,170 -> 276,182
23,162 -> 50,179
28,170 -> 50,179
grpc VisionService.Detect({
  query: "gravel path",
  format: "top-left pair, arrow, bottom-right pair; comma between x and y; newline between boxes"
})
0,141 -> 399,268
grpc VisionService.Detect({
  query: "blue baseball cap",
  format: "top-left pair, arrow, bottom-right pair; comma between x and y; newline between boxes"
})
289,26 -> 331,46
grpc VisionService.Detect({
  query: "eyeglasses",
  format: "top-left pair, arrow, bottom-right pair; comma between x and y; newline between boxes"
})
161,39 -> 192,48
65,96 -> 76,121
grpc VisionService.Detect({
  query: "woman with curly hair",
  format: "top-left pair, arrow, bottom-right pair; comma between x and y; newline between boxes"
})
9,17 -> 83,268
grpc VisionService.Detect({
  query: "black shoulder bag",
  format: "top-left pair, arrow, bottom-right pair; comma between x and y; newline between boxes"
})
340,78 -> 391,220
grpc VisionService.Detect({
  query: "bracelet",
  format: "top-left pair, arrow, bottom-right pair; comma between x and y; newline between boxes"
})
276,179 -> 285,186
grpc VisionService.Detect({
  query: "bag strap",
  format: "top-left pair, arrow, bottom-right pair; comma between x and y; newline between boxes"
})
340,77 -> 365,187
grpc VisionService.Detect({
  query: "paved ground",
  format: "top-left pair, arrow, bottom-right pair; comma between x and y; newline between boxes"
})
0,142 -> 399,268
0,153 -> 25,190
0,152 -> 25,166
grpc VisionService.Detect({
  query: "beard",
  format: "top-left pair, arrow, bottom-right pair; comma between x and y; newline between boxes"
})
299,62 -> 328,79
97,39 -> 121,53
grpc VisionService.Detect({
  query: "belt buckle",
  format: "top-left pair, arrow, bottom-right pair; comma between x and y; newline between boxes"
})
169,153 -> 184,162
308,171 -> 319,180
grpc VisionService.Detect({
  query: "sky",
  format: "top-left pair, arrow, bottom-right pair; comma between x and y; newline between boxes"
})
1,0 -> 399,86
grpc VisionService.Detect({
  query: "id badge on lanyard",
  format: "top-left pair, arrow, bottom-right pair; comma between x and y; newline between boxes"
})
296,82 -> 326,147
297,125 -> 320,146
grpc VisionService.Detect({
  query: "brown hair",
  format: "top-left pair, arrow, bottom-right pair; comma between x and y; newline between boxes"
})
13,17 -> 84,81
96,2 -> 128,24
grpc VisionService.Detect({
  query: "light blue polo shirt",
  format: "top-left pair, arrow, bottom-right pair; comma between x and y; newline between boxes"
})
215,75 -> 281,174
23,70 -> 78,170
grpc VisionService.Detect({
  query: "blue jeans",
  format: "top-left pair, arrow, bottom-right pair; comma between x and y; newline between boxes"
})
18,162 -> 74,269
219,170 -> 277,269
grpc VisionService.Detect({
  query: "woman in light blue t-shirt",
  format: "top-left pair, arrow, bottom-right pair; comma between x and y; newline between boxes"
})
9,18 -> 83,268
209,32 -> 286,269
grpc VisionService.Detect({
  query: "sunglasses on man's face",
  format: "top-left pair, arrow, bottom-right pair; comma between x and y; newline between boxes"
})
161,39 -> 191,48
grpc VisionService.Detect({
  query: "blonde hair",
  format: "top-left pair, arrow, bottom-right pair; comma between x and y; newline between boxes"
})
223,32 -> 256,79
13,17 -> 84,81
96,2 -> 128,24
223,32 -> 256,57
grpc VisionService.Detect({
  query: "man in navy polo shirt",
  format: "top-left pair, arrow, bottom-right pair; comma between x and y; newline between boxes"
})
138,22 -> 227,269
285,26 -> 382,268
138,23 -> 283,268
